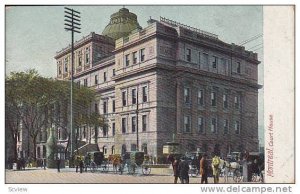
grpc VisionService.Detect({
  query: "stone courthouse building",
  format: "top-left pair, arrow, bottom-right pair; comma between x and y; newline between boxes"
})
53,7 -> 260,160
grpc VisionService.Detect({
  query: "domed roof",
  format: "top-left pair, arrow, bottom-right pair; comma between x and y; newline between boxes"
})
102,8 -> 142,40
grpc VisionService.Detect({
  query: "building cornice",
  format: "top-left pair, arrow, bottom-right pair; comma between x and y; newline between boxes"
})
55,32 -> 114,59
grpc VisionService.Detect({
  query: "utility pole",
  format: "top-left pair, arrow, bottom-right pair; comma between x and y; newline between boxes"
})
64,7 -> 81,161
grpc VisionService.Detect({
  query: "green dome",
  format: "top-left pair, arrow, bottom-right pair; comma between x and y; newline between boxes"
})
102,8 -> 142,40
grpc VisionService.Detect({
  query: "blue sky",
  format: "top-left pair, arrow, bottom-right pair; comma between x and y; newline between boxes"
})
5,5 -> 264,144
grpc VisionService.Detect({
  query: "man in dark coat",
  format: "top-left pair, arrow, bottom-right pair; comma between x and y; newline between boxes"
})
172,157 -> 180,184
79,158 -> 84,173
200,153 -> 208,184
57,157 -> 61,172
178,157 -> 190,184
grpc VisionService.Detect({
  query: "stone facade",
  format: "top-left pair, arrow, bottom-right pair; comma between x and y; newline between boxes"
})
24,9 -> 260,161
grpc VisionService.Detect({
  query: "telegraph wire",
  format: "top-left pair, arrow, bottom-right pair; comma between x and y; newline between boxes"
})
247,43 -> 263,50
238,34 -> 263,46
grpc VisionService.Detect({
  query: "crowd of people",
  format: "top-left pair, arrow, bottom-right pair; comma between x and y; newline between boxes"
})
169,151 -> 264,184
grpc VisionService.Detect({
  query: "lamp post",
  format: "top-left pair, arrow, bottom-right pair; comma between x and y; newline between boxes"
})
64,7 -> 81,160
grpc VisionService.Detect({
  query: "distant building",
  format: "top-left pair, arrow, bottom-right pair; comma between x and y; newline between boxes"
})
18,8 -> 261,162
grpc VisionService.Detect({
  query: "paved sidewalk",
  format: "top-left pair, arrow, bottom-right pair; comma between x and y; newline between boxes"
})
5,168 -> 241,184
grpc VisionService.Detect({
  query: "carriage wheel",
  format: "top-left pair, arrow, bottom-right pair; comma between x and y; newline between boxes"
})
102,161 -> 109,173
233,169 -> 242,182
118,163 -> 125,175
142,165 -> 151,176
251,173 -> 259,182
90,162 -> 97,173
128,163 -> 137,175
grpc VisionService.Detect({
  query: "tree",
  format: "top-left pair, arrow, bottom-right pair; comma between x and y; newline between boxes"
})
5,69 -> 106,161
6,70 -> 54,160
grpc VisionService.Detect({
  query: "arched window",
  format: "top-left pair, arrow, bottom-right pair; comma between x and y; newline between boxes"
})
42,145 -> 46,158
37,147 -> 41,158
103,146 -> 108,155
111,146 -> 115,155
121,144 -> 126,154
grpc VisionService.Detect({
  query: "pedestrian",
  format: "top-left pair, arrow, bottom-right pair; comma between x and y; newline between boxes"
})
212,153 -> 221,183
79,158 -> 84,173
223,157 -> 230,183
75,156 -> 79,173
84,154 -> 90,172
178,156 -> 189,184
172,156 -> 180,184
200,153 -> 208,184
57,157 -> 61,172
43,158 -> 46,170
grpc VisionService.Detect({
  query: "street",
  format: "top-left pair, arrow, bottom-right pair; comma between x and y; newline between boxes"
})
6,167 -> 239,184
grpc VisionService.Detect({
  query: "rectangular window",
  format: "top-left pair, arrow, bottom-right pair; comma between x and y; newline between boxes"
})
103,101 -> 107,114
131,144 -> 137,151
184,87 -> 190,104
186,48 -> 191,62
198,52 -> 201,64
95,75 -> 98,85
77,80 -> 81,88
224,119 -> 229,134
122,118 -> 127,134
142,86 -> 148,102
85,47 -> 90,64
132,88 -> 137,104
132,116 -> 136,133
58,65 -> 62,75
236,62 -> 241,73
198,90 -> 204,106
211,92 -> 216,107
103,125 -> 107,137
64,58 -> 68,73
133,51 -> 137,64
198,117 -> 204,134
142,115 -> 147,132
79,56 -> 82,67
223,94 -> 228,109
212,56 -> 218,68
113,69 -> 115,76
104,72 -> 107,82
234,95 -> 241,110
122,91 -> 127,106
83,78 -> 88,87
112,123 -> 115,136
235,121 -> 240,134
95,103 -> 98,113
203,53 -> 209,66
184,116 -> 191,132
211,118 -> 217,133
83,126 -> 86,138
140,48 -> 145,62
125,54 -> 130,66
112,100 -> 115,113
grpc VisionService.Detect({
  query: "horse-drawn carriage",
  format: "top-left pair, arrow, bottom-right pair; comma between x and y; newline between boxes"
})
109,151 -> 151,175
83,151 -> 109,173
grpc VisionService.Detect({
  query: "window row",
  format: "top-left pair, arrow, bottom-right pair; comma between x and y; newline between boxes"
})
94,99 -> 116,114
183,116 -> 241,135
122,85 -> 148,106
121,115 -> 148,134
57,47 -> 91,75
185,48 -> 241,74
77,69 -> 116,87
125,48 -> 145,67
183,87 -> 241,110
